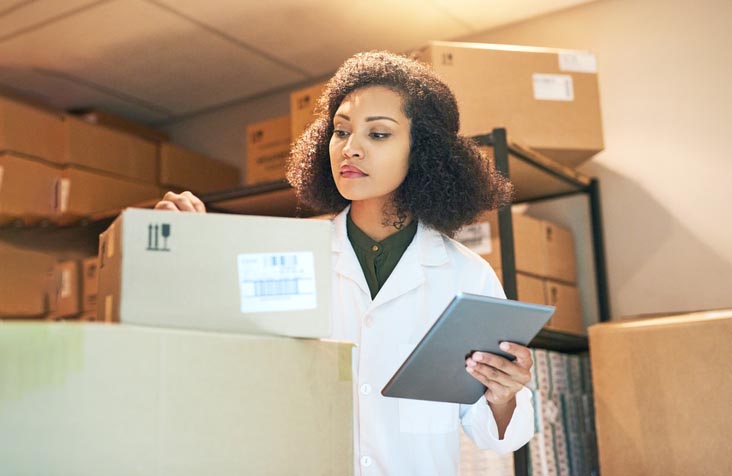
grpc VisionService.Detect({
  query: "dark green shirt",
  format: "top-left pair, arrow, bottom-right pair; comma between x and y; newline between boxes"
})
346,213 -> 418,299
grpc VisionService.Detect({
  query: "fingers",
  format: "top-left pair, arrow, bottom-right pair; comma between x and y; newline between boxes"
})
154,191 -> 206,213
466,349 -> 532,388
499,342 -> 533,370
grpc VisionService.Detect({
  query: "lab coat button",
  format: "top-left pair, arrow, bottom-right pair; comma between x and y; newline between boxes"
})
360,383 -> 372,395
363,315 -> 374,328
361,456 -> 373,467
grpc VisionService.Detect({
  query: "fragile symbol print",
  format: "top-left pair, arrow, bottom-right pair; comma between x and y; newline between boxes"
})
147,223 -> 171,251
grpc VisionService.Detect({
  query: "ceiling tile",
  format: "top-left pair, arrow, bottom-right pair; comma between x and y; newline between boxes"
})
152,0 -> 472,77
431,0 -> 597,32
0,0 -> 103,42
0,0 -> 307,118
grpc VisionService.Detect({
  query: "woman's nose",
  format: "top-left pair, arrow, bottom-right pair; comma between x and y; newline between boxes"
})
342,134 -> 362,158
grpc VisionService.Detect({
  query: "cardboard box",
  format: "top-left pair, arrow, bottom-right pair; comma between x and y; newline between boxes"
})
98,209 -> 332,338
0,95 -> 65,164
290,81 -> 326,141
458,211 -> 577,283
589,310 -> 732,476
415,41 -> 604,166
65,116 -> 158,183
82,256 -> 99,312
49,260 -> 81,319
56,166 -> 161,223
494,269 -> 545,305
0,242 -> 56,317
245,115 -> 291,185
545,280 -> 583,334
160,143 -> 240,194
0,152 -> 58,225
0,323 -> 353,475
73,109 -> 170,143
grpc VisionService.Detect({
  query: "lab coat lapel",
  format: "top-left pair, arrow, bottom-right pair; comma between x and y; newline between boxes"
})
369,221 -> 448,311
332,207 -> 371,297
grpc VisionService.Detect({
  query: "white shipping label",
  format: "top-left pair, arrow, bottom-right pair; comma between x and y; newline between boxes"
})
58,178 -> 70,212
454,222 -> 492,255
558,52 -> 597,73
237,252 -> 317,313
60,269 -> 71,298
533,74 -> 574,101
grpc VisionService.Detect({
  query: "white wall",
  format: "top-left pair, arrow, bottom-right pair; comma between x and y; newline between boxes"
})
165,0 -> 732,319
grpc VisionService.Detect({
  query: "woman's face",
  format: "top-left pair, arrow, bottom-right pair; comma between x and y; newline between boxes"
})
329,86 -> 411,205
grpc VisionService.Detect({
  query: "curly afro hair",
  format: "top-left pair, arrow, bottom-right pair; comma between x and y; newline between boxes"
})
286,50 -> 513,236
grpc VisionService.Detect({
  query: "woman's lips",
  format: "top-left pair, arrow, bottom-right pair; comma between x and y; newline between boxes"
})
340,164 -> 367,178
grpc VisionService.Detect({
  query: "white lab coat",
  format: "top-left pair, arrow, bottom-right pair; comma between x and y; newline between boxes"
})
329,207 -> 535,476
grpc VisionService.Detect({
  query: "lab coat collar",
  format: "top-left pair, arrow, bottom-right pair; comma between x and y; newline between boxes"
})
332,205 -> 449,307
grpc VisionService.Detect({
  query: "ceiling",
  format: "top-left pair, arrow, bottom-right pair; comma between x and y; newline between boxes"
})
0,0 -> 595,126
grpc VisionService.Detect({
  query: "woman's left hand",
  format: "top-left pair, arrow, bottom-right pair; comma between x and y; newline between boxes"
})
465,342 -> 533,406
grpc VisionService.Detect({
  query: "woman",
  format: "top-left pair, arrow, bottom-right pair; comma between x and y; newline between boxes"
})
156,51 -> 534,476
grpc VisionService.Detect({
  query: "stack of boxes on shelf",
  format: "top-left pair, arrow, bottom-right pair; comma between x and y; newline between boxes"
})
456,212 -> 583,335
0,94 -> 241,321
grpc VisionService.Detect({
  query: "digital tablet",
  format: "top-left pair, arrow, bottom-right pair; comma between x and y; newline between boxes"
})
381,292 -> 554,405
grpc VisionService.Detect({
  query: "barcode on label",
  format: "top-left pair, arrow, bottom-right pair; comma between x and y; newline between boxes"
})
237,252 -> 318,313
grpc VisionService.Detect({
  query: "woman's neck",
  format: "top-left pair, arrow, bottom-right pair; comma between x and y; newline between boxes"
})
350,199 -> 412,242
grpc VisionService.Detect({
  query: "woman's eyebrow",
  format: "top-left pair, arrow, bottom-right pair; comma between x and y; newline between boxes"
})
335,113 -> 350,121
366,116 -> 399,124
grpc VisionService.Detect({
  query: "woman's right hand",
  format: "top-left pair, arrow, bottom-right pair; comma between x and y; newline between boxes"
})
154,191 -> 206,213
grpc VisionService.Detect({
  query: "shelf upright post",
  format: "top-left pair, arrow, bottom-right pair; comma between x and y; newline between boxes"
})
489,128 -> 530,476
588,178 -> 612,322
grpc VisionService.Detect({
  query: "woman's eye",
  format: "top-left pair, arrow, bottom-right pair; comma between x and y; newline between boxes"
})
370,132 -> 391,140
333,129 -> 350,138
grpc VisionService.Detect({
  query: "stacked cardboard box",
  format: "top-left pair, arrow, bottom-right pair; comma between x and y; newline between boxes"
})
160,143 -> 240,194
589,310 -> 732,476
244,115 -> 291,186
290,81 -> 326,142
0,242 -> 56,318
455,211 -> 583,334
528,349 -> 598,476
0,323 -> 354,475
415,41 -> 604,167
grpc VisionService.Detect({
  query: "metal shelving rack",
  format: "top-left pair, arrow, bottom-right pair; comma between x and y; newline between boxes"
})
475,128 -> 610,476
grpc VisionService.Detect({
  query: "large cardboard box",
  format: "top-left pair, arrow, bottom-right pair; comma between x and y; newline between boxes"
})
159,143 -> 240,194
81,256 -> 99,312
0,152 -> 58,225
245,115 -> 291,185
0,95 -> 65,164
98,209 -> 332,338
494,268 -> 545,305
0,323 -> 353,475
415,41 -> 604,166
544,220 -> 577,284
65,116 -> 158,183
589,311 -> 732,476
73,109 -> 170,143
290,81 -> 326,141
56,166 -> 161,222
0,242 -> 56,317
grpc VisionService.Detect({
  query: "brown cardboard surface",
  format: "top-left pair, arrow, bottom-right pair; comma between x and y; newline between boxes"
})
494,269 -> 545,305
56,166 -> 161,223
290,81 -> 326,141
245,115 -> 291,185
160,143 -> 240,194
50,260 -> 81,318
477,211 -> 547,277
0,152 -> 58,225
589,311 -> 732,476
81,256 -> 98,312
416,41 -> 604,166
73,109 -> 170,143
544,221 -> 577,284
0,242 -> 55,317
65,116 -> 158,183
544,280 -> 583,334
0,96 -> 65,164
97,218 -> 121,323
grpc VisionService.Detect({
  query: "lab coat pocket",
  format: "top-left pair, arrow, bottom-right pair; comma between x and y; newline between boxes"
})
398,398 -> 459,434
